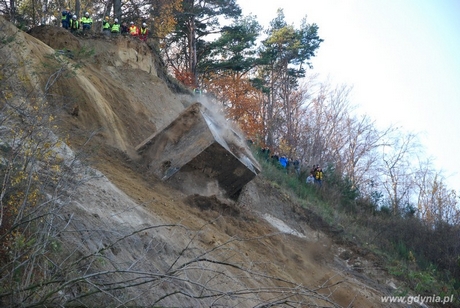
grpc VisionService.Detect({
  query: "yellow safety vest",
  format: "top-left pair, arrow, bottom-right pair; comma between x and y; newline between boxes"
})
315,171 -> 323,180
111,23 -> 120,33
129,26 -> 138,35
140,27 -> 147,35
103,21 -> 111,30
70,20 -> 79,29
81,16 -> 92,25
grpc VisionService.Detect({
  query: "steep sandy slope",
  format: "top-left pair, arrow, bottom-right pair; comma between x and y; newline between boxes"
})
1,17 -> 405,307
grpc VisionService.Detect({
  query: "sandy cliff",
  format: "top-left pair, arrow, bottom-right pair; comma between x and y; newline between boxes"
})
0,17 -> 403,307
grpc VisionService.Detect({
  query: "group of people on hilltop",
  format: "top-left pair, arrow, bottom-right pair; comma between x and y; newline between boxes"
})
102,17 -> 149,41
61,7 -> 149,41
127,21 -> 149,41
61,8 -> 93,33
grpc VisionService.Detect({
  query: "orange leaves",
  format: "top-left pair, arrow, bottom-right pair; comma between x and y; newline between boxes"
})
174,69 -> 195,88
203,72 -> 264,140
152,0 -> 182,39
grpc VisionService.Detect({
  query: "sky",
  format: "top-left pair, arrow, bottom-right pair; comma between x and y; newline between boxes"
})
237,0 -> 460,191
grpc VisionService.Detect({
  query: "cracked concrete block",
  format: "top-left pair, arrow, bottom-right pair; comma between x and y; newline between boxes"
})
136,103 -> 260,199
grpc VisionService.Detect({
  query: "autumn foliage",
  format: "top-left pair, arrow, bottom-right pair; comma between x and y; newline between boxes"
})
203,72 -> 264,140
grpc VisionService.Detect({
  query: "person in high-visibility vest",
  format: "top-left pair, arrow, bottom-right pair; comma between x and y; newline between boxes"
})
61,7 -> 71,29
69,15 -> 80,33
139,23 -> 148,42
129,21 -> 139,37
80,12 -> 93,31
102,16 -> 111,36
111,18 -> 121,37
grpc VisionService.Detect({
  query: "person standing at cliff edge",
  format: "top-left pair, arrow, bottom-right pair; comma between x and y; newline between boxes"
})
61,7 -> 71,29
139,22 -> 148,42
69,15 -> 80,34
80,12 -> 93,32
129,21 -> 139,37
111,18 -> 121,37
102,16 -> 111,36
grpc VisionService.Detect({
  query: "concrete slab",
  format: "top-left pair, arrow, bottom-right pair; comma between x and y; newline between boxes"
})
136,103 -> 260,199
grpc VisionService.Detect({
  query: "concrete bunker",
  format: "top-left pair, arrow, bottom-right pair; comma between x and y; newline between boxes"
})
136,102 -> 260,199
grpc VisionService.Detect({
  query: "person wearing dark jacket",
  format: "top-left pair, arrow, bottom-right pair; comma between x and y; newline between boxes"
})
121,22 -> 129,35
61,7 -> 71,29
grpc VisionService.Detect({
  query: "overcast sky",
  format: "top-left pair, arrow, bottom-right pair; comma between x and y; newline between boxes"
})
237,0 -> 460,191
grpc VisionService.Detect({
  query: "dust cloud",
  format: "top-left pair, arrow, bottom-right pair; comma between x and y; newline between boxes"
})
188,93 -> 260,173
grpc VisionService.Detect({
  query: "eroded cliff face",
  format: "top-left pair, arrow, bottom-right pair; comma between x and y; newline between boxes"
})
25,23 -> 187,156
0,17 -> 401,307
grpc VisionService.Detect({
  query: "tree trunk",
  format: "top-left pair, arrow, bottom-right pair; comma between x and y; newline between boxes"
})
266,68 -> 275,148
188,15 -> 197,87
113,0 -> 122,20
75,0 -> 80,20
32,0 -> 35,25
10,0 -> 16,24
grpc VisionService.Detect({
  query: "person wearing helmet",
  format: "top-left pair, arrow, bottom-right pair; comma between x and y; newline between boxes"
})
61,7 -> 71,29
102,16 -> 111,36
80,12 -> 93,32
129,21 -> 139,37
69,15 -> 80,33
111,18 -> 121,36
139,22 -> 148,42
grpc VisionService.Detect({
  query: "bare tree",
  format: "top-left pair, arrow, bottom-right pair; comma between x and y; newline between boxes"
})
414,160 -> 459,226
339,115 -> 396,194
296,83 -> 353,167
379,131 -> 420,215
